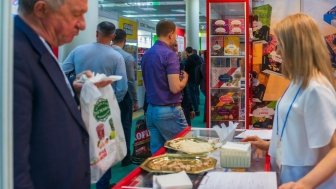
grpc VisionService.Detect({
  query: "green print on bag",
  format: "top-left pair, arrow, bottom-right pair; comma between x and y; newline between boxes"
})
93,98 -> 111,122
109,118 -> 116,139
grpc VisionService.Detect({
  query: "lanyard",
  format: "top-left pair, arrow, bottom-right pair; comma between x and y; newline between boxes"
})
276,85 -> 301,141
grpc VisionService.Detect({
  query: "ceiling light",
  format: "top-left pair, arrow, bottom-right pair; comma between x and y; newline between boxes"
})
100,1 -> 184,8
123,14 -> 185,18
171,9 -> 185,13
122,10 -> 137,14
150,19 -> 160,22
140,7 -> 157,11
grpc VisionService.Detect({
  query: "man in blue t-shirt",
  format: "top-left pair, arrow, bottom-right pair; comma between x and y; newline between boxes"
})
141,20 -> 189,153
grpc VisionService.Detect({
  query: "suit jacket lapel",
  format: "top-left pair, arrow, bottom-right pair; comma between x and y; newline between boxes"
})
15,16 -> 87,133
40,54 -> 86,130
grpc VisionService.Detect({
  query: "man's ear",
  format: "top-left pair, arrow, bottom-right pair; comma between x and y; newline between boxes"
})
168,32 -> 173,40
33,1 -> 49,18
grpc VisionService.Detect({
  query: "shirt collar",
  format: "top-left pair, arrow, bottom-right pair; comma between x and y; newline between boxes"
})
155,40 -> 171,48
111,44 -> 122,49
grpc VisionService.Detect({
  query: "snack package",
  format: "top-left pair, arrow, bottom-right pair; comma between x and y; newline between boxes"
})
224,36 -> 240,55
210,90 -> 240,121
212,19 -> 229,35
131,119 -> 151,164
211,36 -> 224,56
251,101 -> 276,129
252,4 -> 272,41
228,19 -> 245,34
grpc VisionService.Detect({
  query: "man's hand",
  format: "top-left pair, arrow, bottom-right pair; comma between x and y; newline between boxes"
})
133,102 -> 139,111
190,111 -> 195,120
73,70 -> 113,93
94,78 -> 113,88
179,70 -> 189,81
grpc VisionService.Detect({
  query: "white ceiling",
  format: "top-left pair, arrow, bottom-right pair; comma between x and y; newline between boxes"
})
98,0 -> 207,31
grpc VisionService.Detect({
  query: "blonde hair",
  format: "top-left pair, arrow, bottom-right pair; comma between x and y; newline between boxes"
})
274,13 -> 336,89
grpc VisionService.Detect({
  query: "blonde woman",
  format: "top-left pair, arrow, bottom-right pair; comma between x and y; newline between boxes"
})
243,13 -> 336,189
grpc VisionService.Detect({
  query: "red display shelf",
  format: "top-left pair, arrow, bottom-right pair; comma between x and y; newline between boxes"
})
112,126 -> 192,189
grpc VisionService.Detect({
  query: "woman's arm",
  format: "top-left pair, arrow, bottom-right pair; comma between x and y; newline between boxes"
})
241,135 -> 270,151
279,131 -> 336,189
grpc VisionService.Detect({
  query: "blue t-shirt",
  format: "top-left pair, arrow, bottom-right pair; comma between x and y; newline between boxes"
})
62,43 -> 128,102
141,40 -> 182,105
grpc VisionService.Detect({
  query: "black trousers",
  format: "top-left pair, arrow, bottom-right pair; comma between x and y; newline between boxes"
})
118,92 -> 133,159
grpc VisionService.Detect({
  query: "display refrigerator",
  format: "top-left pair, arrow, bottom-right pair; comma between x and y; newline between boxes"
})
206,0 -> 250,129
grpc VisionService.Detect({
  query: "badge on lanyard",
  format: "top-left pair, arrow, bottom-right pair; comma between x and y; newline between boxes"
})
275,85 -> 301,168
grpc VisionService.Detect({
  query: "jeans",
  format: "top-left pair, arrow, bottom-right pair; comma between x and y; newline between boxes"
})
183,107 -> 192,126
146,104 -> 187,153
188,83 -> 200,112
118,92 -> 133,160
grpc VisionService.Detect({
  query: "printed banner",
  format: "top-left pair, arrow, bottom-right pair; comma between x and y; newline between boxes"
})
119,17 -> 138,41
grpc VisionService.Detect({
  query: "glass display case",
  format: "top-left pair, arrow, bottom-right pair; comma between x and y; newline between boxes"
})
206,0 -> 250,129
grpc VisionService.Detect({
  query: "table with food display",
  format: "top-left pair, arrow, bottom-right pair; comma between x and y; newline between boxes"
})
112,126 -> 274,189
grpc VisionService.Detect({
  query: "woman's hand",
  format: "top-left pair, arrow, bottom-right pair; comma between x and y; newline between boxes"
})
241,135 -> 270,151
279,181 -> 311,189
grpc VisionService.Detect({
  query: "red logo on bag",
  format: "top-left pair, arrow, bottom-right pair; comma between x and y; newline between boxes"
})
99,149 -> 107,160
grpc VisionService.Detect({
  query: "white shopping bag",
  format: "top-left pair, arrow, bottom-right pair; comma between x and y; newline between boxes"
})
80,81 -> 126,183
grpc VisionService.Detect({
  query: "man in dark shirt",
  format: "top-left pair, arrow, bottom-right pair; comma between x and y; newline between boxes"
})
184,46 -> 202,116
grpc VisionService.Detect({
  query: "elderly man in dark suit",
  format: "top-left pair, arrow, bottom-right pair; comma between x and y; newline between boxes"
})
13,0 -> 110,189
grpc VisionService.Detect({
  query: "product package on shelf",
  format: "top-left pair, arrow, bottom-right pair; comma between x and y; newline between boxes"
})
124,45 -> 137,60
261,34 -> 282,75
251,70 -> 267,103
137,47 -> 149,69
211,36 -> 224,56
211,67 -> 242,88
252,4 -> 272,41
228,18 -> 245,35
211,57 -> 231,67
252,42 -> 263,65
251,101 -> 276,129
224,36 -> 240,56
212,19 -> 229,35
325,33 -> 336,68
239,90 -> 245,121
210,90 -> 240,122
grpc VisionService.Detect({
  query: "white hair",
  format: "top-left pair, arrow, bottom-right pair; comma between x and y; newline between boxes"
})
18,0 -> 65,14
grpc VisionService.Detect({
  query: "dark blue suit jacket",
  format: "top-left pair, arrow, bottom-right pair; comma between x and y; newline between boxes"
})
13,15 -> 90,189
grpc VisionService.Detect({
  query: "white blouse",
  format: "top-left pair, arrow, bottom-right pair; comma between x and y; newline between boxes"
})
268,74 -> 336,188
